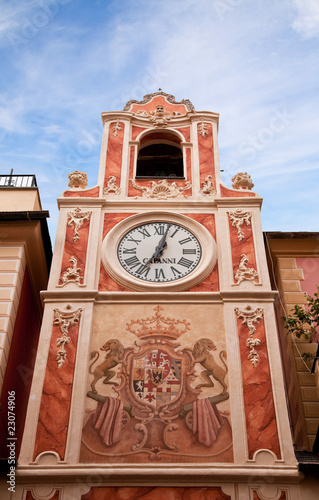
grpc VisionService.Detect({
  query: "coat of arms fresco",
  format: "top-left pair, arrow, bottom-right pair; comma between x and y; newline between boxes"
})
80,306 -> 233,463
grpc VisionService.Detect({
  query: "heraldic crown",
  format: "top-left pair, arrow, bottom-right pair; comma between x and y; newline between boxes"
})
126,306 -> 191,340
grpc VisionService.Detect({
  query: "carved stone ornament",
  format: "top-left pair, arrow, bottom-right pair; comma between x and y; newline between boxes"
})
123,91 -> 195,112
68,170 -> 88,189
67,207 -> 92,242
198,119 -> 209,138
57,256 -> 84,287
200,175 -> 216,196
227,209 -> 252,241
112,119 -> 122,137
54,308 -> 82,368
235,306 -> 263,367
234,254 -> 259,285
231,172 -> 254,190
130,178 -> 192,199
103,176 -> 121,196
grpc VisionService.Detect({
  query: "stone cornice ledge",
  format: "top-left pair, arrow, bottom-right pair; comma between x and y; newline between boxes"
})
220,290 -> 278,302
40,290 -> 278,303
16,465 -> 302,484
57,196 -> 105,209
41,290 -> 99,303
215,197 -> 263,208
95,291 -> 224,303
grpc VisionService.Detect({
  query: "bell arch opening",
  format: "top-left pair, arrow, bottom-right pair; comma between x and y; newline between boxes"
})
135,131 -> 184,179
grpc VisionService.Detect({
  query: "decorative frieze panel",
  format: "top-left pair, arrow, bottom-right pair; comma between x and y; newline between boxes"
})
103,176 -> 121,196
234,254 -> 259,285
135,105 -> 182,127
200,175 -> 216,196
33,306 -> 83,461
112,119 -> 122,137
57,256 -> 84,287
235,305 -> 281,460
67,207 -> 92,242
54,308 -> 82,369
198,119 -> 209,138
227,209 -> 252,241
130,179 -> 192,199
235,306 -> 263,367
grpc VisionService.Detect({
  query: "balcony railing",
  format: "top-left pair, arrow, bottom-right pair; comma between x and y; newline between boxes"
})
0,174 -> 37,188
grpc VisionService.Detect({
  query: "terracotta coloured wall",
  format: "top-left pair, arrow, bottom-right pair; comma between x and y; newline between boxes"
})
99,213 -> 135,291
229,216 -> 258,283
237,316 -> 281,459
104,121 -> 124,189
33,309 -> 82,460
59,216 -> 90,286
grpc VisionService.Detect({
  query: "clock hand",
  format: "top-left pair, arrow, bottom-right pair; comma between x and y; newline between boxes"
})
156,222 -> 171,252
145,223 -> 171,266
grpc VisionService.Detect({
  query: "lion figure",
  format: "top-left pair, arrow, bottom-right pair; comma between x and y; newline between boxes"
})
89,339 -> 128,394
192,338 -> 228,394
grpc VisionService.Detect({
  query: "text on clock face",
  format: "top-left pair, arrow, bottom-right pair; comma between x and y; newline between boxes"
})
117,222 -> 202,283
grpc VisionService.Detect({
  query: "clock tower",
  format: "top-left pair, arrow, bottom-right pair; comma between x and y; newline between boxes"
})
16,92 -> 301,500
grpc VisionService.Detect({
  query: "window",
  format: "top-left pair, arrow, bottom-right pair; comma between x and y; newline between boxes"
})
135,131 -> 184,179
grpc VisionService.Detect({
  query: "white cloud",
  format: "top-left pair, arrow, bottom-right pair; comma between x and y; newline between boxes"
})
292,0 -> 319,37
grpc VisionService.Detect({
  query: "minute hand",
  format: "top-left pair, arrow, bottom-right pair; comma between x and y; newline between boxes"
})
145,223 -> 171,265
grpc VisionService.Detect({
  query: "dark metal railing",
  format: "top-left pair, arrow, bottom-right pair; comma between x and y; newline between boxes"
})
0,173 -> 37,188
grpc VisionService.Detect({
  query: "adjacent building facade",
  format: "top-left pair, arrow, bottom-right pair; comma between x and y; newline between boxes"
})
1,93 -> 318,499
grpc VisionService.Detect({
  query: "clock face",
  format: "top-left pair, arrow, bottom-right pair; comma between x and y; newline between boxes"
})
117,222 -> 202,283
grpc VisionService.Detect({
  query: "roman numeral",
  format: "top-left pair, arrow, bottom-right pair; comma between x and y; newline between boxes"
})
154,225 -> 165,235
124,256 -> 140,269
170,228 -> 180,238
155,268 -> 165,279
126,236 -> 141,245
177,257 -> 193,268
183,248 -> 196,254
178,237 -> 192,245
137,228 -> 151,238
170,266 -> 182,277
122,247 -> 137,254
136,265 -> 150,277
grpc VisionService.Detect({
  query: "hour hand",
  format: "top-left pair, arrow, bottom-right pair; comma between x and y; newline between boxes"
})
144,245 -> 164,266
145,223 -> 171,265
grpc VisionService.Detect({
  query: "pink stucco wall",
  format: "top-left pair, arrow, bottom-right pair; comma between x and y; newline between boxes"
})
296,257 -> 319,296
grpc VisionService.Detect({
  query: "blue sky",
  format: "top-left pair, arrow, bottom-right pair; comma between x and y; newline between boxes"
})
0,0 -> 318,241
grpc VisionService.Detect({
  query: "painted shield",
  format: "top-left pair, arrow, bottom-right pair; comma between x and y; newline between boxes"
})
132,349 -> 181,408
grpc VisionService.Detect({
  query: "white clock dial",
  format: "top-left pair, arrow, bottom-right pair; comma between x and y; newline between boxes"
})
117,222 -> 202,283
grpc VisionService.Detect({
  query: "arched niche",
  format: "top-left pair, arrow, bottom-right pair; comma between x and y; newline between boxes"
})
135,130 -> 185,179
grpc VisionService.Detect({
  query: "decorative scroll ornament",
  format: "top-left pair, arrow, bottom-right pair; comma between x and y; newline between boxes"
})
130,178 -> 192,199
234,254 -> 259,285
227,209 -> 252,241
112,119 -> 122,137
54,308 -> 82,368
235,306 -> 263,367
198,119 -> 209,138
123,91 -> 195,112
134,106 -> 182,127
103,176 -> 121,196
58,256 -> 84,287
126,305 -> 191,340
68,170 -> 88,189
67,207 -> 92,242
231,172 -> 254,190
200,175 -> 216,196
